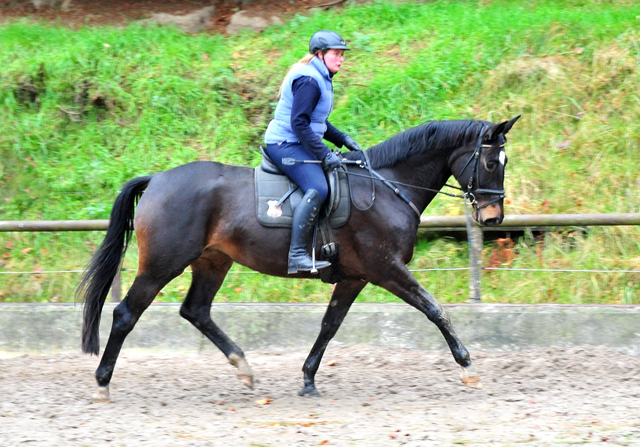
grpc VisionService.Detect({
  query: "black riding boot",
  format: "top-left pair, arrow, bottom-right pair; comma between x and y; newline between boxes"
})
288,189 -> 331,274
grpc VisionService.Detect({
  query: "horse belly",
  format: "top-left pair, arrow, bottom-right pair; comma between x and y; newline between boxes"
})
203,217 -> 293,277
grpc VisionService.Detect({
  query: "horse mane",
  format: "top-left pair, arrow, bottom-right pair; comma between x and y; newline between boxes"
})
343,120 -> 490,169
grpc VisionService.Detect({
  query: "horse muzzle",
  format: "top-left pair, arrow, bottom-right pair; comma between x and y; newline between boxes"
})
474,202 -> 504,226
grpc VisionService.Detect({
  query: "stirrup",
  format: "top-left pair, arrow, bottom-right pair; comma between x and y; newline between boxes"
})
287,257 -> 331,275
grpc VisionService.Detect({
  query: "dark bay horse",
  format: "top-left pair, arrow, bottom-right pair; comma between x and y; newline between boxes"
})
79,116 -> 520,401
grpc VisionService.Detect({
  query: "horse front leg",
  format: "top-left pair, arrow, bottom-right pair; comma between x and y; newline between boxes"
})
376,265 -> 482,390
299,279 -> 367,397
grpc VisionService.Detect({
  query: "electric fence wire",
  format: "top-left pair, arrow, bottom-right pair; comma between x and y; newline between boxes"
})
1,267 -> 639,274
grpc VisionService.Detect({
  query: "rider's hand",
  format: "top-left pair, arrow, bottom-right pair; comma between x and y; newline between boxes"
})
343,135 -> 362,151
323,151 -> 342,170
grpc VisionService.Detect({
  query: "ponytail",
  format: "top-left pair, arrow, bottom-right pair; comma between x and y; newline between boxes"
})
278,53 -> 316,98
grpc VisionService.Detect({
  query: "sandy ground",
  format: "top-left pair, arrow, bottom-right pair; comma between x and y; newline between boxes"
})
1,345 -> 639,446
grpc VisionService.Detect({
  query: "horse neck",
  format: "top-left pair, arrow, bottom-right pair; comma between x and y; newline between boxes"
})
381,145 -> 455,213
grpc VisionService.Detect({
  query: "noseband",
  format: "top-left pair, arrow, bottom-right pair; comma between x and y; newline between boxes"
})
456,136 -> 506,211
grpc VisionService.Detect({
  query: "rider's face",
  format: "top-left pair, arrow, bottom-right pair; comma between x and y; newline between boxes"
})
320,49 -> 345,74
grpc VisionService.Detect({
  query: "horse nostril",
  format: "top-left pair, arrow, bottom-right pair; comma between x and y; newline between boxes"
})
482,217 -> 501,226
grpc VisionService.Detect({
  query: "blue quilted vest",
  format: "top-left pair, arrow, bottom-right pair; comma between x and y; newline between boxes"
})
264,57 -> 334,144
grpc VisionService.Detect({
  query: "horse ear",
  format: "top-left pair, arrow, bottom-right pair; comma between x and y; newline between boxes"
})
482,122 -> 506,142
482,115 -> 521,141
502,115 -> 521,135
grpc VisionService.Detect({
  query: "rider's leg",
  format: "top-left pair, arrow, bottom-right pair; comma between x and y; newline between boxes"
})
265,143 -> 330,274
287,188 -> 330,273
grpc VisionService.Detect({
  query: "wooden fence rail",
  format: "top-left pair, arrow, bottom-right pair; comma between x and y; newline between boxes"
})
2,213 -> 640,232
1,214 -> 639,303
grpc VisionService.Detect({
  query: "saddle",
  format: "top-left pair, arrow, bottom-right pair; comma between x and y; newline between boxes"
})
254,147 -> 350,284
254,147 -> 350,229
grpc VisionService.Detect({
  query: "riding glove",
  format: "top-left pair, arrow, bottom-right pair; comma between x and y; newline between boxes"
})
323,151 -> 342,170
343,135 -> 362,151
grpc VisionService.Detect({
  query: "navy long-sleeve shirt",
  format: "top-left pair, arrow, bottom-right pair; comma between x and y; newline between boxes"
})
290,76 -> 347,160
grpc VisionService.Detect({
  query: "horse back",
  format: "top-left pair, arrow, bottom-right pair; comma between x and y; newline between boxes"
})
134,162 -> 254,251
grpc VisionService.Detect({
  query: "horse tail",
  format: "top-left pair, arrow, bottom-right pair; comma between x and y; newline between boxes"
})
78,175 -> 152,355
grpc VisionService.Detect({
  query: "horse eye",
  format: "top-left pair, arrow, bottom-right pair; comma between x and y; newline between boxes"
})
485,160 -> 498,172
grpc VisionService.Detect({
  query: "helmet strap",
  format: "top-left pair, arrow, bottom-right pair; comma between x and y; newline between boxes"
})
318,50 -> 334,77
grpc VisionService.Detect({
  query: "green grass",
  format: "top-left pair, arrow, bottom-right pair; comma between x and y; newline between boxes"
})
1,0 -> 639,304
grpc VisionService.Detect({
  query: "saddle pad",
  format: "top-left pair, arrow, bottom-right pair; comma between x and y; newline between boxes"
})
255,166 -> 350,229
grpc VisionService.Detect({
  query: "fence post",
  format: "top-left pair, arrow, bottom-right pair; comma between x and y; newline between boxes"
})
110,269 -> 122,303
465,204 -> 483,302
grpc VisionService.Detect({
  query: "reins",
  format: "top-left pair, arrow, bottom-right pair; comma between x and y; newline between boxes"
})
344,170 -> 466,200
342,135 -> 506,216
279,135 -> 507,218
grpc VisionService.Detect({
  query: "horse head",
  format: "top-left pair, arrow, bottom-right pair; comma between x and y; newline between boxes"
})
449,115 -> 520,226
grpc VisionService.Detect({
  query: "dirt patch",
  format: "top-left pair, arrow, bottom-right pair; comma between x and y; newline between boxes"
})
0,0 -> 339,33
1,345 -> 639,445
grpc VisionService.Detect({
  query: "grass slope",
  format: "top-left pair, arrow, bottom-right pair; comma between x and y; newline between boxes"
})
0,0 -> 639,304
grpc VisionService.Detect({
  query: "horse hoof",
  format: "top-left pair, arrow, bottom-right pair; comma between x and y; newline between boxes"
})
92,386 -> 111,403
237,373 -> 255,390
298,385 -> 321,398
229,353 -> 255,389
460,365 -> 483,390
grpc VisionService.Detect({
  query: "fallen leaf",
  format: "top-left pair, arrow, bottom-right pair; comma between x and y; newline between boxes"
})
574,47 -> 584,54
103,43 -> 110,48
327,359 -> 338,366
319,441 -> 329,445
557,141 -> 570,149
41,248 -> 47,255
21,247 -> 33,254
234,287 -> 242,293
255,398 -> 273,405
201,53 -> 209,60
5,241 -> 13,250
232,52 -> 241,59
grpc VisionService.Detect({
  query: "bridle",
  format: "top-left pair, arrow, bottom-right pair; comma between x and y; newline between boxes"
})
453,135 -> 506,212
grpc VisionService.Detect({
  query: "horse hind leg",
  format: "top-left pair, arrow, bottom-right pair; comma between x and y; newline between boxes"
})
93,271 -> 175,402
179,255 -> 254,389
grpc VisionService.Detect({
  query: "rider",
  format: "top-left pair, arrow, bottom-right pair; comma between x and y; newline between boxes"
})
264,30 -> 362,275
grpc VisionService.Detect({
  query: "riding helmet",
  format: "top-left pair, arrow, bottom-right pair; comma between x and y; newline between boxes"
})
309,30 -> 350,54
